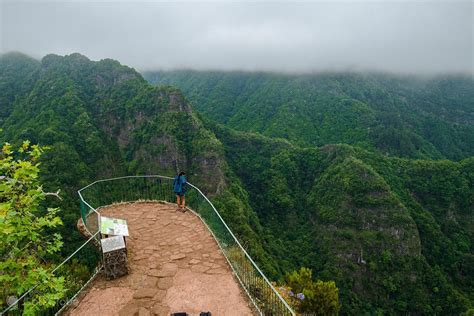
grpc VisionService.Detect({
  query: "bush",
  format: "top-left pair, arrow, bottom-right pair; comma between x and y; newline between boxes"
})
284,267 -> 340,315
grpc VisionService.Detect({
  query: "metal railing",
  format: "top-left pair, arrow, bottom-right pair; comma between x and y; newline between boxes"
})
1,232 -> 101,315
78,175 -> 295,316
3,175 -> 294,315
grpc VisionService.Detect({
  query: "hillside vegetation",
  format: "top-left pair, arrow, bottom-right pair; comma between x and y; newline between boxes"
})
210,123 -> 473,314
144,70 -> 474,160
0,52 -> 268,265
1,53 -> 473,315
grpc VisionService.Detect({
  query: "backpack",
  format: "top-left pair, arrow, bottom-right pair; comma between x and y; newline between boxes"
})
173,175 -> 183,193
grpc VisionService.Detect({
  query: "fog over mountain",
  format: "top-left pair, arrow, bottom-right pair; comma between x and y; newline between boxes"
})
1,0 -> 473,74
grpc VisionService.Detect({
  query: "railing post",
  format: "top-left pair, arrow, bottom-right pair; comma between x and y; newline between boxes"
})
74,175 -> 296,316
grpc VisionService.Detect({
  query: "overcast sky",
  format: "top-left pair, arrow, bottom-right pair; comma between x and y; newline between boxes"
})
1,0 -> 473,74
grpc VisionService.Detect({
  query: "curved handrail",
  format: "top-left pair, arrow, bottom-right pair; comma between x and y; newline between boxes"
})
185,181 -> 294,314
78,175 -> 295,316
1,231 -> 101,315
2,175 -> 295,315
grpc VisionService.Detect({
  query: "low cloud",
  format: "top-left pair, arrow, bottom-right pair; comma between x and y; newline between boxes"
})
1,0 -> 472,74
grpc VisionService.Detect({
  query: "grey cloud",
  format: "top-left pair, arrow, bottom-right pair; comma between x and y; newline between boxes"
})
1,1 -> 472,74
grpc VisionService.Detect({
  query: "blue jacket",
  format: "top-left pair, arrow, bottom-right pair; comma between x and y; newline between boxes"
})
173,175 -> 187,193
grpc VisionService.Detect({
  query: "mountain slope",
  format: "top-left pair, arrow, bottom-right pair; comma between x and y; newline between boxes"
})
209,123 -> 473,314
144,70 -> 474,160
0,53 -> 268,265
2,53 -> 473,315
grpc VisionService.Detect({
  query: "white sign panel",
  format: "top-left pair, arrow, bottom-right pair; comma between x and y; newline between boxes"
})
100,216 -> 129,236
101,235 -> 126,253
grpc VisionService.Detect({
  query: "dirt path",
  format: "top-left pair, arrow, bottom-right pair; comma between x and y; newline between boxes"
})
66,202 -> 254,316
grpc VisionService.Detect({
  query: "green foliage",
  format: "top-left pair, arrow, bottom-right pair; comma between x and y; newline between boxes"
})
145,70 -> 474,160
0,52 -> 39,124
285,267 -> 340,315
0,53 -> 267,256
211,125 -> 473,314
462,309 -> 474,316
0,141 -> 66,314
2,53 -> 473,315
0,53 -> 272,306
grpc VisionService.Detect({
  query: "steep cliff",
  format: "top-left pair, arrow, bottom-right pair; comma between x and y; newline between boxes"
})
0,52 -> 267,264
2,53 -> 472,314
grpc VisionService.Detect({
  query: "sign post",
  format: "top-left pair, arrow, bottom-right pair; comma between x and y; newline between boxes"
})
100,216 -> 129,280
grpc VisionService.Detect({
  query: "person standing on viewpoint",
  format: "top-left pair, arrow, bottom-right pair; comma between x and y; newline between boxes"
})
173,171 -> 187,212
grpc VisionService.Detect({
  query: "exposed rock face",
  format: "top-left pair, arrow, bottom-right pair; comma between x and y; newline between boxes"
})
76,64 -> 228,194
167,91 -> 192,113
110,106 -> 227,195
3,52 -> 230,195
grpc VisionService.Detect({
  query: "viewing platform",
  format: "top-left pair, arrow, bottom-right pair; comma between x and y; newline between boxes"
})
3,176 -> 293,316
67,201 -> 253,315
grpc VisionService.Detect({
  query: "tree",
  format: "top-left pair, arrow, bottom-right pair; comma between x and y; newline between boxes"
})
286,267 -> 340,315
0,141 -> 66,315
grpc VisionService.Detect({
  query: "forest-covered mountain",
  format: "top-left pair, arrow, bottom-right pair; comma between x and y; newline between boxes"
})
0,52 -> 267,263
144,70 -> 474,161
211,124 -> 473,314
1,53 -> 473,315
